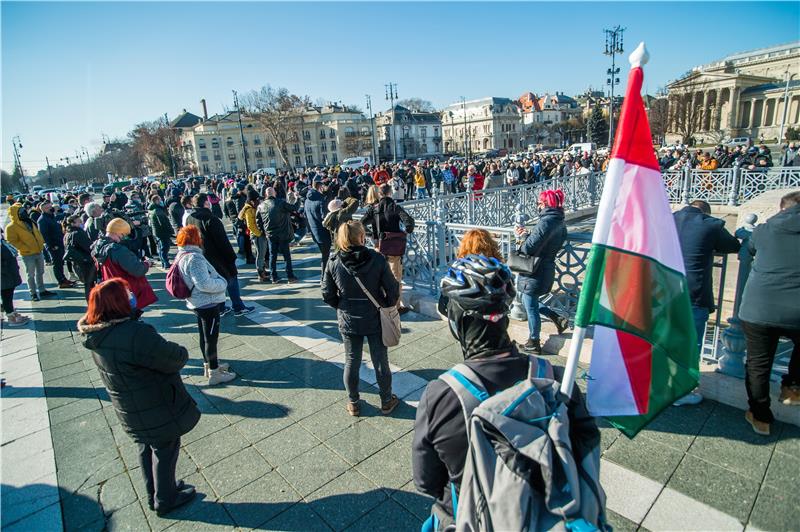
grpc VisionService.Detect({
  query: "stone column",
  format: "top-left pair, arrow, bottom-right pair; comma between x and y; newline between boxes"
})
727,87 -> 739,131
748,98 -> 758,130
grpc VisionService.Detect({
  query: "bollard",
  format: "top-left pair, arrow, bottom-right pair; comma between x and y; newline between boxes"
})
681,165 -> 692,205
717,213 -> 757,378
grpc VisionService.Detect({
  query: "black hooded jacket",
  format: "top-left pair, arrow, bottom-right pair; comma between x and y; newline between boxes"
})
517,207 -> 567,297
185,207 -> 237,279
321,246 -> 399,336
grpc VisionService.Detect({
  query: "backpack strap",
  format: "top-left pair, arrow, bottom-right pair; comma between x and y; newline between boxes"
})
527,354 -> 555,380
439,363 -> 489,426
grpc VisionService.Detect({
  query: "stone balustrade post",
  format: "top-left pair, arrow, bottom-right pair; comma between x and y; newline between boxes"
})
588,171 -> 598,207
681,165 -> 692,205
717,213 -> 757,378
728,164 -> 741,207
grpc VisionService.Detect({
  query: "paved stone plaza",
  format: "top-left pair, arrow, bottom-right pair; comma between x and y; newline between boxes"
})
1,241 -> 799,531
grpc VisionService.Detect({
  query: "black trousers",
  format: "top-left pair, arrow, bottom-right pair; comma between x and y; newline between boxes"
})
194,306 -> 220,370
318,240 -> 331,275
743,320 -> 800,423
48,246 -> 67,283
74,261 -> 97,301
1,287 -> 15,314
137,437 -> 181,507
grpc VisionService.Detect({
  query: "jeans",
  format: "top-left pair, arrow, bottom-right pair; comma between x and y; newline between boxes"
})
156,238 -> 171,268
415,188 -> 428,200
226,275 -> 246,311
47,245 -> 66,283
252,235 -> 268,273
21,253 -> 45,295
342,333 -> 392,404
691,306 -> 710,353
743,321 -> 800,423
268,237 -> 294,279
137,437 -> 181,508
194,306 -> 220,369
521,293 -> 543,340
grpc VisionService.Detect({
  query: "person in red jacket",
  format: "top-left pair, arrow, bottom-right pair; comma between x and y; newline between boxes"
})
372,165 -> 391,187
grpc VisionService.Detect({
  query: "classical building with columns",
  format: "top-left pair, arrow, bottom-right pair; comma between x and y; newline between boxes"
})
665,41 -> 800,145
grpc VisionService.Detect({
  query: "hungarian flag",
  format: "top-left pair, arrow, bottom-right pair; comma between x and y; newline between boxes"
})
575,44 -> 699,438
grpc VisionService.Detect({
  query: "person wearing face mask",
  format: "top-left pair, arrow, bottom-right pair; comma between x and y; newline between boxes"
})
91,218 -> 157,313
37,199 -> 75,289
5,203 -> 53,301
64,214 -> 97,300
148,193 -> 174,269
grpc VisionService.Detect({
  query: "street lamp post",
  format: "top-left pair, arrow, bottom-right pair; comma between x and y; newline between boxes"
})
232,91 -> 250,175
366,94 -> 378,164
603,26 -> 625,148
11,136 -> 28,192
385,83 -> 398,163
461,97 -> 469,159
778,68 -> 793,143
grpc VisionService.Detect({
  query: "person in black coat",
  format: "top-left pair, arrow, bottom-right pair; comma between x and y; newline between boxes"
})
514,190 -> 568,354
412,256 -> 598,528
63,215 -> 97,300
1,230 -> 31,326
36,199 -> 74,288
305,179 -> 332,275
739,192 -> 800,434
321,220 -> 400,417
258,188 -> 300,283
166,194 -> 184,233
78,278 -> 199,515
185,193 -> 252,315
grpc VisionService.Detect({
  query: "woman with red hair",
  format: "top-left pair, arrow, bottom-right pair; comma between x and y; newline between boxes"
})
78,278 -> 199,516
513,189 -> 570,354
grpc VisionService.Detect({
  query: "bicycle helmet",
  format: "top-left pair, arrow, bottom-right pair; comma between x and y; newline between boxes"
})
440,254 -> 515,321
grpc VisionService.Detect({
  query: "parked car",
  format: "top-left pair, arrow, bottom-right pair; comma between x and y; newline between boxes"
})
340,156 -> 372,170
724,136 -> 751,148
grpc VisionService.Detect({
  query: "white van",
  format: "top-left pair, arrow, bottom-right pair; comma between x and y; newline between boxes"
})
340,156 -> 372,170
567,143 -> 596,156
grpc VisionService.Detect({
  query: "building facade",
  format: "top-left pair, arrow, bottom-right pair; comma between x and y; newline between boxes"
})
179,104 -> 373,174
375,105 -> 441,162
665,41 -> 800,145
441,97 -> 523,155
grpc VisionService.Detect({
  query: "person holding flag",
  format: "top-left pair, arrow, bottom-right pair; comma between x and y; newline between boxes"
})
561,42 -> 700,437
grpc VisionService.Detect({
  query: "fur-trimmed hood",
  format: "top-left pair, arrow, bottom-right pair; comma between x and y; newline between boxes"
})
77,316 -> 130,334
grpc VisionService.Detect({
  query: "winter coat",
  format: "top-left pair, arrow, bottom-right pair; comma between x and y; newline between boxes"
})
304,189 -> 330,246
175,246 -> 228,310
5,204 -> 45,257
321,246 -> 399,337
238,203 -> 262,238
85,213 -> 110,242
148,202 -> 174,242
360,197 -> 415,241
412,348 -> 598,521
323,197 -> 359,244
257,197 -> 298,242
516,207 -> 567,297
91,236 -> 156,309
1,241 -> 22,290
78,317 -> 200,444
64,226 -> 94,265
36,211 -> 63,250
739,204 -> 800,329
167,199 -> 185,231
673,206 -> 740,311
185,207 -> 238,279
483,171 -> 504,190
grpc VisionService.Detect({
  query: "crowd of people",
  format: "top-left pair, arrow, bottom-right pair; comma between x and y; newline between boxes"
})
658,141 -> 800,172
1,157 -> 798,522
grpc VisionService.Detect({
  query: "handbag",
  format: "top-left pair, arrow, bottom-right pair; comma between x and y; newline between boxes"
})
353,275 -> 402,347
507,225 -> 560,275
376,205 -> 407,257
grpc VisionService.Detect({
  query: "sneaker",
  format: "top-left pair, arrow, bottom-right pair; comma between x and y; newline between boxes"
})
553,315 -> 570,335
271,276 -> 281,284
203,362 -> 230,378
673,390 -> 703,406
346,400 -> 360,417
208,367 -> 237,385
779,384 -> 800,406
522,339 -> 542,355
233,306 -> 255,317
220,306 -> 233,317
39,290 -> 56,297
745,410 -> 771,436
30,294 -> 40,302
154,486 -> 196,516
381,395 -> 400,415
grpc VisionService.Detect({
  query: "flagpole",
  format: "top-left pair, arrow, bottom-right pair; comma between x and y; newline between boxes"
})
560,42 -> 650,398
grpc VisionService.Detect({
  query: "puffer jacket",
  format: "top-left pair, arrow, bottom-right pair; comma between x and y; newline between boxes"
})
257,197 -> 298,242
321,246 -> 399,336
78,317 -> 200,444
175,246 -> 228,310
148,202 -> 174,242
36,211 -> 63,250
4,204 -> 45,256
516,207 -> 567,297
238,203 -> 262,238
91,236 -> 157,309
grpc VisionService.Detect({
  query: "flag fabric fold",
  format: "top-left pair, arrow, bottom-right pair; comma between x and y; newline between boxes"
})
576,59 -> 699,438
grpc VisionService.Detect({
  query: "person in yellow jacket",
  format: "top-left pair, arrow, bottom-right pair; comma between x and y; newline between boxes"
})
238,189 -> 269,282
5,203 -> 54,301
413,166 -> 428,199
699,153 -> 719,171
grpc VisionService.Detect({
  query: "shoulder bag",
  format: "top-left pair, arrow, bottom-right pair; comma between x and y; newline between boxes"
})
376,204 -> 407,257
352,274 -> 401,347
507,225 -> 560,275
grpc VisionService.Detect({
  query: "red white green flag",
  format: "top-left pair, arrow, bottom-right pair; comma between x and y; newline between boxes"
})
574,44 -> 699,437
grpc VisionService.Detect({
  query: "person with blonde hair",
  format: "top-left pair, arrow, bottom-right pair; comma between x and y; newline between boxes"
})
175,225 -> 236,385
365,184 -> 381,206
322,221 -> 400,417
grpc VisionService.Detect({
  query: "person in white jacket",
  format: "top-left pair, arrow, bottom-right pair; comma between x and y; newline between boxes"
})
175,225 -> 237,385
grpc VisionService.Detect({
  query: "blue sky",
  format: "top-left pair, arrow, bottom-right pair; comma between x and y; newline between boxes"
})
2,1 -> 799,175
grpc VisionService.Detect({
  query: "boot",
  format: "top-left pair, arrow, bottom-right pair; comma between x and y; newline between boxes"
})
258,270 -> 270,283
522,339 -> 542,355
203,362 -> 230,378
553,315 -> 570,335
208,367 -> 237,385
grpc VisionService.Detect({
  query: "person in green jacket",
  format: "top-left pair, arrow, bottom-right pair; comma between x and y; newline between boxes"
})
148,194 -> 174,268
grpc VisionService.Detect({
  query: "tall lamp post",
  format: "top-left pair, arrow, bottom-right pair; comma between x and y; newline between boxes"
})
385,82 -> 398,162
366,94 -> 378,164
461,97 -> 469,159
778,67 -> 793,143
603,26 -> 625,148
11,136 -> 28,192
232,91 -> 250,174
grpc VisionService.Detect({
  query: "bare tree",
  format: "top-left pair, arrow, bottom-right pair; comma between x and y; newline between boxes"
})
396,98 -> 436,113
239,85 -> 310,168
128,117 -> 179,175
648,97 -> 669,145
667,73 -> 711,145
